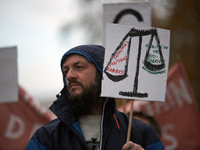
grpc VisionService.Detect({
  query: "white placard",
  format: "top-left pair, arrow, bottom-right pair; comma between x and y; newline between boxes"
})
101,24 -> 170,101
0,46 -> 18,103
103,2 -> 151,45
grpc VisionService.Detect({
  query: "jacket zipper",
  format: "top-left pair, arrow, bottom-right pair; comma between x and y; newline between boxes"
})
99,98 -> 108,150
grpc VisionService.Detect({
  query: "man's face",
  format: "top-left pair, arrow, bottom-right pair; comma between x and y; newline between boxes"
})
62,54 -> 102,117
62,54 -> 97,97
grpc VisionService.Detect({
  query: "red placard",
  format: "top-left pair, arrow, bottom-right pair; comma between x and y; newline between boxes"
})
119,62 -> 200,149
0,86 -> 56,150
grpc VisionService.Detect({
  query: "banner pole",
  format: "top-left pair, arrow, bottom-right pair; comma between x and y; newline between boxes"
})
126,100 -> 134,142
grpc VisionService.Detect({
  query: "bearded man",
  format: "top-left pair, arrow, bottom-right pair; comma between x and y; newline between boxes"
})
26,45 -> 164,150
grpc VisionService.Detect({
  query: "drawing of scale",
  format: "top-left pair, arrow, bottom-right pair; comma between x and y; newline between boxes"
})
104,28 -> 165,98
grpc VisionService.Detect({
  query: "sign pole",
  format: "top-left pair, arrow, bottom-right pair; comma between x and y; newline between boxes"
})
126,100 -> 134,142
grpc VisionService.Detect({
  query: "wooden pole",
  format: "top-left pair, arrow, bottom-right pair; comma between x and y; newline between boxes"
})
126,100 -> 134,142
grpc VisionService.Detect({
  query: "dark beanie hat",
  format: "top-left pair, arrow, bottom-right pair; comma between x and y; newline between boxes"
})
61,45 -> 105,75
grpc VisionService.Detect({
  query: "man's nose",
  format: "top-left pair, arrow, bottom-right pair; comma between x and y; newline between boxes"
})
66,69 -> 77,80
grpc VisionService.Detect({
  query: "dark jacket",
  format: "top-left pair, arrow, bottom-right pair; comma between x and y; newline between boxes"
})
26,95 -> 164,150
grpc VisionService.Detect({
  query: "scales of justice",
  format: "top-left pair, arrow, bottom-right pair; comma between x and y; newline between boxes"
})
104,28 -> 165,98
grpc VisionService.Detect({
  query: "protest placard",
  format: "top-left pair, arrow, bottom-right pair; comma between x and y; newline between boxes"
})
103,2 -> 151,45
119,62 -> 200,149
0,46 -> 18,103
101,24 -> 170,102
0,86 -> 56,150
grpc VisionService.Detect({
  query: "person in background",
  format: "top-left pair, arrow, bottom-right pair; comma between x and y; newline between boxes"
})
129,111 -> 162,138
26,45 -> 164,150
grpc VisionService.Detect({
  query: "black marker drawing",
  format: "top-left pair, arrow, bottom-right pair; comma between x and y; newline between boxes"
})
104,28 -> 165,98
143,30 -> 165,71
113,9 -> 144,23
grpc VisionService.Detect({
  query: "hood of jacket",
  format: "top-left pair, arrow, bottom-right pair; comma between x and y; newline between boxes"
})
49,45 -> 116,124
60,45 -> 105,95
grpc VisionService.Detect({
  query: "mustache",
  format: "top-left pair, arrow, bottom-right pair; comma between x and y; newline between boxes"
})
67,80 -> 83,89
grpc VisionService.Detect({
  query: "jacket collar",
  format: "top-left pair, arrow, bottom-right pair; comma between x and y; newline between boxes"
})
49,95 -> 76,125
49,95 -> 116,125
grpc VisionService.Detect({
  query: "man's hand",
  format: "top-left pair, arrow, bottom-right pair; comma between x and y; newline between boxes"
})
122,141 -> 144,150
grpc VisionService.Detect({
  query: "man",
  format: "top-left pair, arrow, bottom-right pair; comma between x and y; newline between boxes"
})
26,45 -> 164,150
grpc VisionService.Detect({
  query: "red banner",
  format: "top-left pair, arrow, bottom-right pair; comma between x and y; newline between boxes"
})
119,62 -> 200,150
0,86 -> 56,150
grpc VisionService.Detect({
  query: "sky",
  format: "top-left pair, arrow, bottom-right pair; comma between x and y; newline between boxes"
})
0,0 -> 175,105
0,0 -> 86,102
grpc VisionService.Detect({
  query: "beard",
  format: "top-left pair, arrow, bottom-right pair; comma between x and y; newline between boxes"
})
67,73 -> 101,118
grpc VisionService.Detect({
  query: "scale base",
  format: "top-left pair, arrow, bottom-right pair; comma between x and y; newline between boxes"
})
119,91 -> 148,98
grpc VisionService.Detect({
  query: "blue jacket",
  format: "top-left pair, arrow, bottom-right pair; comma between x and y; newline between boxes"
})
26,45 -> 164,149
26,96 -> 164,150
